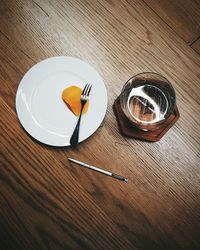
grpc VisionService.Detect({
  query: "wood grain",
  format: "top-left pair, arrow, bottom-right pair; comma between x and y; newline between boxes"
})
192,37 -> 200,54
0,97 -> 135,249
0,0 -> 200,249
143,0 -> 200,44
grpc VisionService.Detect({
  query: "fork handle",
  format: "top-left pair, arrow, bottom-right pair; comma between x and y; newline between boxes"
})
70,104 -> 85,147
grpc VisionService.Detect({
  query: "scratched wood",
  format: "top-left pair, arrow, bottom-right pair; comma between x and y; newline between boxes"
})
0,0 -> 200,249
143,0 -> 200,44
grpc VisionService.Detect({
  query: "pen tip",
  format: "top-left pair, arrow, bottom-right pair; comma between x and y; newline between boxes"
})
124,178 -> 128,183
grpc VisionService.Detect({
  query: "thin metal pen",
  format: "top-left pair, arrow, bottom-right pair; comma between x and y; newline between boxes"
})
68,158 -> 128,183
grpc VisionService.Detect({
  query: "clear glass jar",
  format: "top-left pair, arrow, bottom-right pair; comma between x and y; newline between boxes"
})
120,72 -> 176,131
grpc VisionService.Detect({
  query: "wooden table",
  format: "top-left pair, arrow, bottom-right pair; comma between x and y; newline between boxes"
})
1,0 -> 200,249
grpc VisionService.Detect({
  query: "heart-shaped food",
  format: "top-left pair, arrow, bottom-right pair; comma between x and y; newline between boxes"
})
62,85 -> 89,116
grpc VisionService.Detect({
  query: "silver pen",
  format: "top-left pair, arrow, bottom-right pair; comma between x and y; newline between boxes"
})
68,158 -> 128,183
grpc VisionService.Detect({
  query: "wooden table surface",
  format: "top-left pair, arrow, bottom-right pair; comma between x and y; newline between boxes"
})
0,0 -> 200,249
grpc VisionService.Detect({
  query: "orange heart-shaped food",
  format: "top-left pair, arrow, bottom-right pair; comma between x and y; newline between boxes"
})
62,85 -> 89,116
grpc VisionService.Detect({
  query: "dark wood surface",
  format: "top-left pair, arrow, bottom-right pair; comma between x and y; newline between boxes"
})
192,38 -> 200,55
0,0 -> 200,249
143,0 -> 200,44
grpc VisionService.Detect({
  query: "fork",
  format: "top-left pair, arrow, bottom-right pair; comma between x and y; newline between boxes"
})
70,83 -> 92,147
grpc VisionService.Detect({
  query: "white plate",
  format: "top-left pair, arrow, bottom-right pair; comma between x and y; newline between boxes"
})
16,56 -> 107,146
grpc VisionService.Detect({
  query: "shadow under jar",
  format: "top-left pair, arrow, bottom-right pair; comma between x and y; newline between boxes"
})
120,72 -> 176,131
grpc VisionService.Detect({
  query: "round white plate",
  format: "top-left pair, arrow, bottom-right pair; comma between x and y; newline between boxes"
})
16,56 -> 107,146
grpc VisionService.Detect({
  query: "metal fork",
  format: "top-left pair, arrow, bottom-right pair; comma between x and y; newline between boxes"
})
70,83 -> 92,147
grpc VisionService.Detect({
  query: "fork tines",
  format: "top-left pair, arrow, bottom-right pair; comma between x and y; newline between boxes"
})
82,83 -> 92,97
